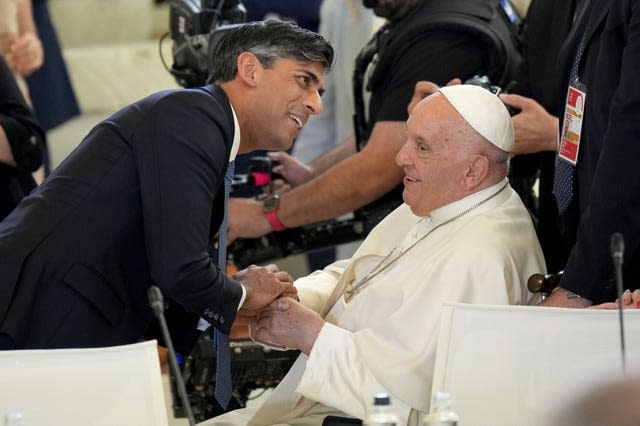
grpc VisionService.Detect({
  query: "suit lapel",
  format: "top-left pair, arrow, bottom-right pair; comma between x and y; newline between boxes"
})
582,0 -> 612,53
556,0 -> 612,101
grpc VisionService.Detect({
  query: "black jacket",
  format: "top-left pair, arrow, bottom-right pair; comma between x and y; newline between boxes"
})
557,0 -> 640,302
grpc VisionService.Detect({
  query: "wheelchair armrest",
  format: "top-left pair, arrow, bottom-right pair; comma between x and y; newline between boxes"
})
527,271 -> 563,294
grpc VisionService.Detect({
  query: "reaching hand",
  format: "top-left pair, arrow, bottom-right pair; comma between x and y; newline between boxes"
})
268,151 -> 314,187
227,197 -> 272,243
499,94 -> 559,156
251,297 -> 324,355
590,289 -> 640,309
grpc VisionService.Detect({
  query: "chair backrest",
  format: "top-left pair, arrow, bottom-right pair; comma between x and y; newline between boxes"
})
0,340 -> 168,426
431,303 -> 640,426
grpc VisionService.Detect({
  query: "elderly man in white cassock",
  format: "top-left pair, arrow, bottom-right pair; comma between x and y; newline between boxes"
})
200,85 -> 546,426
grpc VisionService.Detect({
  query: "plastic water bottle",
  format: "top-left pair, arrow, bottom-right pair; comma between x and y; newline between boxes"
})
423,392 -> 459,425
363,392 -> 400,426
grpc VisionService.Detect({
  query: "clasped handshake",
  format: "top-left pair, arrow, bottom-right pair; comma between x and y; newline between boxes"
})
233,264 -> 324,355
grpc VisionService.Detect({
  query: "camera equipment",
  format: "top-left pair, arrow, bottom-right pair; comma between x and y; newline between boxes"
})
229,215 -> 370,268
171,332 -> 299,422
464,75 -> 520,116
227,156 -> 397,268
168,0 -> 247,87
231,156 -> 282,199
464,74 -> 504,95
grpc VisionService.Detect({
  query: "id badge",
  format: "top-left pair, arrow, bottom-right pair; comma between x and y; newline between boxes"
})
558,81 -> 587,165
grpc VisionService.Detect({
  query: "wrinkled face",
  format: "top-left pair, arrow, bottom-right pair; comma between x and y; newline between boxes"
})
395,94 -> 471,216
251,58 -> 325,151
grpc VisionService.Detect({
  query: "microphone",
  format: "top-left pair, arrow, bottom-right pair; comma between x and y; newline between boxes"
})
610,232 -> 626,372
148,286 -> 196,426
610,232 -> 625,264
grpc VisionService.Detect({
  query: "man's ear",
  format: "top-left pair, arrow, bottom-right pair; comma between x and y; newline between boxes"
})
236,52 -> 261,87
464,154 -> 489,190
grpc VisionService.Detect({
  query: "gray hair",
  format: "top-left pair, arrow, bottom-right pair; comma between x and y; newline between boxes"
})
209,20 -> 334,83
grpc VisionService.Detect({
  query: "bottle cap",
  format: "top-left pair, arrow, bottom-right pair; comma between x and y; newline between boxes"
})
373,392 -> 391,406
432,391 -> 453,410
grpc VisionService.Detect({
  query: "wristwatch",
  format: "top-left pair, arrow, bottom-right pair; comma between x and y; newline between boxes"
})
262,194 -> 286,231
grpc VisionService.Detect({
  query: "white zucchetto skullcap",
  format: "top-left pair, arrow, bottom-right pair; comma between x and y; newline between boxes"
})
438,84 -> 514,152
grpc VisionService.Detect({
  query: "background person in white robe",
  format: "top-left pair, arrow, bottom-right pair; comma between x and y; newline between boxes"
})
201,85 -> 546,426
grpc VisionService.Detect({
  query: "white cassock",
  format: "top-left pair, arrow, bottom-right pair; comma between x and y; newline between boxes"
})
201,178 -> 546,426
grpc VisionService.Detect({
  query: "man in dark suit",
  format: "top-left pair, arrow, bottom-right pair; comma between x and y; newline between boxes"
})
539,0 -> 640,307
500,0 -> 578,274
0,20 -> 334,350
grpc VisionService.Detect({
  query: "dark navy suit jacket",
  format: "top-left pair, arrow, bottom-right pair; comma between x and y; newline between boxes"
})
557,0 -> 640,302
0,84 -> 243,349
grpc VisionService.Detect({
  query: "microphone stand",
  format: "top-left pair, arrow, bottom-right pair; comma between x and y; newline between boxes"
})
610,232 -> 626,372
148,286 -> 196,426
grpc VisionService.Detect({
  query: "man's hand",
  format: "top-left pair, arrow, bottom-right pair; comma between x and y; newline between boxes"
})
407,78 -> 462,115
234,264 -> 295,317
6,33 -> 43,77
233,271 -> 298,326
252,297 -> 325,355
227,197 -> 272,243
591,289 -> 640,309
499,94 -> 559,156
538,287 -> 593,308
268,151 -> 315,188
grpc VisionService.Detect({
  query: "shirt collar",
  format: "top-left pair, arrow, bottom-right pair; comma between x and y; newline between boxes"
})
229,103 -> 241,163
428,177 -> 510,225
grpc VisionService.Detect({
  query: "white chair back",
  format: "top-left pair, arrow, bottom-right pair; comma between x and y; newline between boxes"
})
0,340 -> 168,426
431,303 -> 640,426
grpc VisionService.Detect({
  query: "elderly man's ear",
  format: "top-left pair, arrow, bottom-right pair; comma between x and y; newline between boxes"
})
463,154 -> 490,190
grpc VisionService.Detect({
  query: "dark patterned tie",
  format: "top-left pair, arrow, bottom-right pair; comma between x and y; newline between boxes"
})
553,32 -> 587,214
214,161 -> 234,409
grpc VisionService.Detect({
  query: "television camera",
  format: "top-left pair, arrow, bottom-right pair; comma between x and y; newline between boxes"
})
168,0 -> 246,88
170,331 -> 299,422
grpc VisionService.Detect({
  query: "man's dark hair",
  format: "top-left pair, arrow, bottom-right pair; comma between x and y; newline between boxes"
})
209,20 -> 334,83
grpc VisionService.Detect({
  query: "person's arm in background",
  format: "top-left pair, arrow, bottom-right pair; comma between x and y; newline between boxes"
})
500,93 -> 558,155
267,136 -> 358,188
228,120 -> 404,242
5,0 -> 43,77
